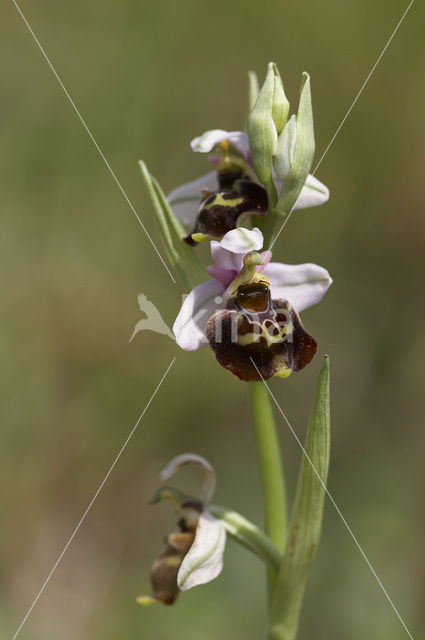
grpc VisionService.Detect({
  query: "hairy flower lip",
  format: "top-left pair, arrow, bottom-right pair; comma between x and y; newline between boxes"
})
167,129 -> 329,231
206,299 -> 318,382
182,179 -> 269,245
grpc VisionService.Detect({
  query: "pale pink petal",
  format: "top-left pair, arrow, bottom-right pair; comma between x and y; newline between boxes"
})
273,173 -> 329,211
264,262 -> 333,312
294,174 -> 330,210
206,265 -> 237,288
209,227 -> 265,280
190,130 -> 250,160
210,239 -> 244,272
172,280 -> 225,350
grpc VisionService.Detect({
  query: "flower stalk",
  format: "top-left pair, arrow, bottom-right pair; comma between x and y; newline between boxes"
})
248,381 -> 287,598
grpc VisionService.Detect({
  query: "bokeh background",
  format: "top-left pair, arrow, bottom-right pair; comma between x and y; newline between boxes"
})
1,0 -> 424,638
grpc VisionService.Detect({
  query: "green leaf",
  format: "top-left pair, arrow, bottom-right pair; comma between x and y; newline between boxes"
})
269,356 -> 330,640
139,160 -> 206,291
209,504 -> 282,572
275,72 -> 315,218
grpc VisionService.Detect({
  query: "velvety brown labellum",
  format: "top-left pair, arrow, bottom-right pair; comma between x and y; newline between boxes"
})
149,499 -> 202,605
150,532 -> 195,605
184,179 -> 268,245
206,291 -> 317,382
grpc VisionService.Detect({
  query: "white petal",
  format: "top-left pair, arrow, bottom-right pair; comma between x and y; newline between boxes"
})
160,453 -> 216,504
264,262 -> 333,312
190,130 -> 250,160
172,280 -> 224,350
167,171 -> 218,227
216,227 -> 263,257
210,241 -> 242,273
177,511 -> 226,591
293,174 -> 330,210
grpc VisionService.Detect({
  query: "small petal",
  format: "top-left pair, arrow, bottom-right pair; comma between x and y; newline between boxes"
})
160,453 -> 216,504
177,511 -> 226,591
217,226 -> 264,256
168,171 -> 218,227
264,262 -> 332,312
173,280 -> 224,350
191,130 -> 250,160
209,227 -> 264,276
210,241 -> 243,273
293,174 -> 330,210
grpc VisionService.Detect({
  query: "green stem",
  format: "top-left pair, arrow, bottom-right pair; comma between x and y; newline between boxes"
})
248,382 -> 287,597
209,505 -> 282,572
257,209 -> 280,250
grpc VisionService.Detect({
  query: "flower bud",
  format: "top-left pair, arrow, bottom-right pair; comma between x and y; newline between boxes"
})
272,67 -> 290,136
273,114 -> 297,181
274,72 -> 315,217
247,63 -> 277,204
247,63 -> 289,207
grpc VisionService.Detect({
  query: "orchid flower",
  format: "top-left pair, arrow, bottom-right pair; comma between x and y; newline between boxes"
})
138,454 -> 225,606
173,227 -> 332,381
167,129 -> 329,244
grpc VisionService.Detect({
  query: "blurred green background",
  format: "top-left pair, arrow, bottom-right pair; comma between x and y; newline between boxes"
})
1,0 -> 424,638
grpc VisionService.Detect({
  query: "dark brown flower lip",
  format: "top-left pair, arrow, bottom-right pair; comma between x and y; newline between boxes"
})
184,179 -> 268,245
206,295 -> 317,382
150,530 -> 195,605
147,490 -> 204,605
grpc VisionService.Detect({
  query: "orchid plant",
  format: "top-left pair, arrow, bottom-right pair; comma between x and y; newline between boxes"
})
135,62 -> 331,640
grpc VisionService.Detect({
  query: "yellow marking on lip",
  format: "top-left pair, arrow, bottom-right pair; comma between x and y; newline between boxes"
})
237,320 -> 294,347
164,556 -> 183,567
203,194 -> 244,210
